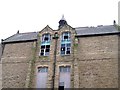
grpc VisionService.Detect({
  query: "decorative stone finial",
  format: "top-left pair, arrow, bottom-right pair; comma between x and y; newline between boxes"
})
58,15 -> 67,28
61,15 -> 66,20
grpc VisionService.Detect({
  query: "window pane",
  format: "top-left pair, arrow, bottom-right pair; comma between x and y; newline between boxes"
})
61,47 -> 65,51
41,48 -> 44,56
63,68 -> 66,72
61,51 -> 65,55
41,52 -> 44,56
66,43 -> 71,47
45,67 -> 48,72
45,52 -> 49,56
66,51 -> 70,54
42,34 -> 50,42
38,67 -> 48,73
41,49 -> 44,52
64,32 -> 68,36
61,44 -> 65,47
60,66 -> 70,72
60,67 -> 63,72
61,32 -> 71,55
67,47 -> 70,51
62,32 -> 71,41
66,66 -> 70,72
45,48 -> 50,52
45,34 -> 48,37
40,45 -> 51,56
44,37 -> 49,41
46,45 -> 50,48
64,36 -> 68,39
41,45 -> 45,49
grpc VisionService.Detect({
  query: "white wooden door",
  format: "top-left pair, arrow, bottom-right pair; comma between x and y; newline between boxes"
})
36,67 -> 48,88
59,66 -> 71,88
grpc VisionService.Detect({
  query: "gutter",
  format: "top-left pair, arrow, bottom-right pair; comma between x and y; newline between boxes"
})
75,32 -> 120,37
2,39 -> 37,44
0,39 -> 5,61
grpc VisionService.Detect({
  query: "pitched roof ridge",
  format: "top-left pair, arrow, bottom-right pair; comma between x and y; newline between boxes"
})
18,31 -> 37,34
75,26 -> 89,28
75,25 -> 114,29
2,34 -> 17,42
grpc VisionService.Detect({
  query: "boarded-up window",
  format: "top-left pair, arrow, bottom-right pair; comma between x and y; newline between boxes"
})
59,66 -> 71,89
36,67 -> 48,88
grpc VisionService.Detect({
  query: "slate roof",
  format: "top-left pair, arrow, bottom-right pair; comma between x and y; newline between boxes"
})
75,25 -> 120,36
2,32 -> 38,43
2,25 -> 120,43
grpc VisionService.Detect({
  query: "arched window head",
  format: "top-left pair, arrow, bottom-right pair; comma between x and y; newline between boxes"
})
42,33 -> 51,42
61,32 -> 71,41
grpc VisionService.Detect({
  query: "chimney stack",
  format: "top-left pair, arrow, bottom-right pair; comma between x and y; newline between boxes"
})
17,30 -> 19,34
113,20 -> 116,25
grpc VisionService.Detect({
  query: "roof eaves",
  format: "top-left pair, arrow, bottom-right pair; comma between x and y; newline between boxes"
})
75,32 -> 120,37
2,39 -> 37,44
2,32 -> 38,43
2,34 -> 17,42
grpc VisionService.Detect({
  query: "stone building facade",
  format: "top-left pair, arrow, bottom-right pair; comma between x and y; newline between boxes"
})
1,17 -> 120,89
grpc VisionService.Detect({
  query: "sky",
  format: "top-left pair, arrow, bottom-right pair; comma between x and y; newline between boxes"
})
0,0 -> 119,42
118,1 -> 120,25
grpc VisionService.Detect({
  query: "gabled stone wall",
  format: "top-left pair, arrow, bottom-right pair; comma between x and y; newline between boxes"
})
1,25 -> 119,88
33,25 -> 119,88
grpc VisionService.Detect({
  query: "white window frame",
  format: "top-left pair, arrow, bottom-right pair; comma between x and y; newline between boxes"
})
40,45 -> 50,56
61,43 -> 71,55
38,67 -> 48,73
62,32 -> 71,41
59,66 -> 70,72
61,32 -> 71,55
42,33 -> 51,42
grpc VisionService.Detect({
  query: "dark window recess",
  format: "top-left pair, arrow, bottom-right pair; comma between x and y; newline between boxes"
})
59,86 -> 64,90
38,67 -> 48,73
59,82 -> 64,90
44,37 -> 49,41
66,51 -> 70,54
61,44 -> 65,47
40,52 -> 44,56
62,32 -> 71,41
46,45 -> 50,48
42,34 -> 51,42
45,48 -> 50,52
41,45 -> 45,49
64,36 -> 68,39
